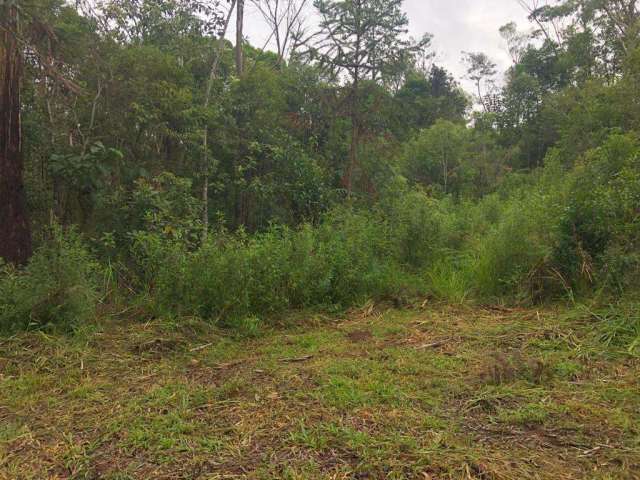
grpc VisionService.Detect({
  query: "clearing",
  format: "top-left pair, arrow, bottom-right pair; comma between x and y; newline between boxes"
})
1,305 -> 639,479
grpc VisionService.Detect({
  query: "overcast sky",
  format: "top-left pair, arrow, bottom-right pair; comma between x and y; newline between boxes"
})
237,0 -> 533,92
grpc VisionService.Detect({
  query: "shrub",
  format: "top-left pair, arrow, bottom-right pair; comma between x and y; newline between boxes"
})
381,188 -> 450,270
557,133 -> 640,292
133,202 -> 425,324
314,207 -> 401,305
123,147 -> 640,325
469,164 -> 568,301
0,227 -> 101,332
96,172 -> 203,259
472,206 -> 550,298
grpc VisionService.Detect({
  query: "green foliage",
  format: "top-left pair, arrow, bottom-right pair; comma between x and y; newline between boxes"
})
126,135 -> 638,321
98,172 -> 203,260
0,227 -> 101,332
49,142 -> 124,194
394,66 -> 469,135
472,199 -> 555,299
557,133 -> 640,292
426,257 -> 472,303
128,173 -> 203,244
401,120 -> 473,196
309,0 -> 426,81
7,0 -> 640,338
379,185 -> 453,269
131,198 -> 435,323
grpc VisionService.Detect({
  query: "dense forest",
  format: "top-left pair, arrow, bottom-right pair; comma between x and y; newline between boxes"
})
1,1 -> 640,478
1,0 -> 638,332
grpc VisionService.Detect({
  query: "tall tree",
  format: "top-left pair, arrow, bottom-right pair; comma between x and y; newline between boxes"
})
520,0 -> 639,73
517,0 -> 567,45
0,1 -> 32,265
308,0 -> 426,194
462,52 -> 497,112
236,0 -> 244,75
202,0 -> 236,240
395,65 -> 468,134
250,0 -> 310,64
500,22 -> 529,64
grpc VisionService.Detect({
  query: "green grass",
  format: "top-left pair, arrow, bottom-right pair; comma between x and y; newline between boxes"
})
1,305 -> 639,479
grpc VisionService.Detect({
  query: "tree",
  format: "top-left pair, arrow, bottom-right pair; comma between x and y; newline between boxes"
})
236,0 -> 244,75
500,22 -> 529,64
517,0 -> 567,45
250,0 -> 311,64
462,52 -> 497,112
307,0 -> 427,195
0,0 -> 32,264
402,120 -> 470,195
202,0 -> 236,239
395,65 -> 468,135
98,0 -> 226,44
519,0 -> 639,74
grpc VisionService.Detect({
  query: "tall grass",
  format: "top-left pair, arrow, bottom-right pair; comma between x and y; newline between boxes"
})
0,226 -> 102,332
133,205 -> 428,323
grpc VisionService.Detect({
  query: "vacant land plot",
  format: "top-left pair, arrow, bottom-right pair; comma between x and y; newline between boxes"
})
1,305 -> 639,479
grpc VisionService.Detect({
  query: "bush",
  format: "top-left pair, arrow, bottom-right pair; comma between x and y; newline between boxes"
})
90,172 -> 205,267
132,202 -> 425,324
558,133 -> 640,292
466,163 -> 569,301
380,187 -> 451,270
0,227 -> 102,332
118,139 -> 640,325
426,256 -> 473,303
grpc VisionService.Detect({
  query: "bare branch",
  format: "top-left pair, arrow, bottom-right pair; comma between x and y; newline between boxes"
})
249,0 -> 311,63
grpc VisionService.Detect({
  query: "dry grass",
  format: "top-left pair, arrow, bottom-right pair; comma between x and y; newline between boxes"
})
1,305 -> 639,479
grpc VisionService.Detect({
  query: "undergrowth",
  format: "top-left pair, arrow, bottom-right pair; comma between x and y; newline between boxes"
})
1,133 -> 638,342
0,226 -> 103,333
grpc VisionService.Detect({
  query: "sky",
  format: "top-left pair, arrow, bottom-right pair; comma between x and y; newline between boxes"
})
237,0 -> 533,92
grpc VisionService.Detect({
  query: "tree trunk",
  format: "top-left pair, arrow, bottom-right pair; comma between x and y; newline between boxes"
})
345,59 -> 360,197
0,5 -> 32,265
202,0 -> 236,243
346,112 -> 358,196
345,81 -> 359,196
477,80 -> 487,113
236,0 -> 244,76
441,142 -> 447,194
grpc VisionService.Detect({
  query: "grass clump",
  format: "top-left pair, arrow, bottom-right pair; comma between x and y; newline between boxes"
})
0,226 -> 102,333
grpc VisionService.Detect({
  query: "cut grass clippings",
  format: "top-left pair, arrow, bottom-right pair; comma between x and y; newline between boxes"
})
1,305 -> 639,479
